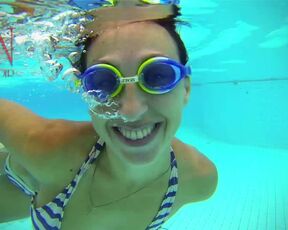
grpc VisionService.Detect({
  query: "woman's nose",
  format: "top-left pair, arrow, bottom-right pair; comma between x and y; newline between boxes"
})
118,84 -> 148,121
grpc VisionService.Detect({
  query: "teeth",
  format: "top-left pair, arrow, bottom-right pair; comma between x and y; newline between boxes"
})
118,124 -> 155,140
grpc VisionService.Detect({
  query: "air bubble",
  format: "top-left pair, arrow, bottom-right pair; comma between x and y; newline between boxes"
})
40,59 -> 63,81
61,68 -> 82,93
68,52 -> 81,64
15,35 -> 36,57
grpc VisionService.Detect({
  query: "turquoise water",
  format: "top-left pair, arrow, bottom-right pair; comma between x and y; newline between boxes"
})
1,0 -> 288,229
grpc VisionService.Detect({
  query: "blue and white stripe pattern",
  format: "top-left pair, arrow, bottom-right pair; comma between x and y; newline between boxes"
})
30,138 -> 105,230
146,147 -> 178,230
5,138 -> 178,230
5,155 -> 36,196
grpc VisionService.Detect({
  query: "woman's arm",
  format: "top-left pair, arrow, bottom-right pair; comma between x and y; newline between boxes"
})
0,99 -> 53,181
0,99 -> 45,156
0,99 -> 97,193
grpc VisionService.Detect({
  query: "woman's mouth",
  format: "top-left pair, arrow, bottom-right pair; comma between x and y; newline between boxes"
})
112,122 -> 162,146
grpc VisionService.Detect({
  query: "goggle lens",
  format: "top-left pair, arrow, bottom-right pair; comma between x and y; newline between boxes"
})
141,62 -> 177,91
84,68 -> 119,95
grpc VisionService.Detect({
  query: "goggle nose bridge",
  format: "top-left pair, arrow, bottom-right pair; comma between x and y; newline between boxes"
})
119,75 -> 140,84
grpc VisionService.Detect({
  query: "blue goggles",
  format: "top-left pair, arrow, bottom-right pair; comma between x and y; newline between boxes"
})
77,56 -> 191,103
68,0 -> 180,10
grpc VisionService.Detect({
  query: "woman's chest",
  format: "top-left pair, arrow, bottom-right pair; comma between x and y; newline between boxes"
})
60,189 -> 178,230
58,166 -> 185,230
61,202 -> 162,230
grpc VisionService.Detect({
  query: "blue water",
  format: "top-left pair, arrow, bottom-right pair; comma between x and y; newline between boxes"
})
1,0 -> 288,229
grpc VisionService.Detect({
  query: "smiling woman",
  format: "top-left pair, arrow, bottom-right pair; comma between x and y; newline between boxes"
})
0,2 -> 217,230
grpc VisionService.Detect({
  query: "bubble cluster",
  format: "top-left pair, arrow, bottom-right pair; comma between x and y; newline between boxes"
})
5,8 -> 93,84
80,90 -> 132,122
82,91 -> 122,120
0,6 -> 118,116
4,6 -> 129,120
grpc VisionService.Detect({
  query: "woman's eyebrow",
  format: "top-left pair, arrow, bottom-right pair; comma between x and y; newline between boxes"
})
89,52 -> 169,69
90,52 -> 168,67
91,59 -> 115,66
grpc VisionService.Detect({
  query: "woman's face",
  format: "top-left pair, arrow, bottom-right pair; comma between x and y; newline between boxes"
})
86,22 -> 190,164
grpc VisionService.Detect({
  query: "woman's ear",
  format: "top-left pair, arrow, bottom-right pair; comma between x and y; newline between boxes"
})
183,77 -> 191,105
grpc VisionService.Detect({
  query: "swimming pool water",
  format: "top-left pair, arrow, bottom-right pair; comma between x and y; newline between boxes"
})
0,0 -> 287,229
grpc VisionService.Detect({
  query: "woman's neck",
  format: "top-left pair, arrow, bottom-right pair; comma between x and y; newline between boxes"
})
98,144 -> 171,190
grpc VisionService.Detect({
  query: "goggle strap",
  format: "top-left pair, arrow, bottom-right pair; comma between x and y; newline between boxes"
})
141,0 -> 180,4
185,65 -> 192,76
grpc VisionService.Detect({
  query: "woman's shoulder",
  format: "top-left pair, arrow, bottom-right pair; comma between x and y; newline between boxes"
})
172,138 -> 218,200
29,119 -> 97,156
11,120 -> 98,185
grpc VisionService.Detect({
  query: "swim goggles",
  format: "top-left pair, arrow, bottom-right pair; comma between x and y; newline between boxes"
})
68,0 -> 180,10
77,56 -> 191,103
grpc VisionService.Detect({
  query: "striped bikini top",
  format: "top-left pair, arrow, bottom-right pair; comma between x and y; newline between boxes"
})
5,138 -> 178,230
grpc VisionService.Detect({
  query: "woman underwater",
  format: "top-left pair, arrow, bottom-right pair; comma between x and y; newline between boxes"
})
0,2 -> 218,230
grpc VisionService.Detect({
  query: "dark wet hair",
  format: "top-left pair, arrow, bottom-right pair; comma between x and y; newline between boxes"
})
77,5 -> 188,73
